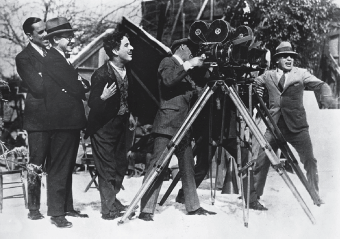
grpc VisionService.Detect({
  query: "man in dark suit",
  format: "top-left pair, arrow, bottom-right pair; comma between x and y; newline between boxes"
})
43,17 -> 90,228
138,38 -> 216,222
253,41 -> 334,204
15,17 -> 50,220
85,31 -> 137,220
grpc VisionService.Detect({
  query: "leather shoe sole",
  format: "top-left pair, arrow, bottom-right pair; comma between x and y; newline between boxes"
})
66,210 -> 89,218
188,207 -> 216,215
102,211 -> 124,220
247,200 -> 268,211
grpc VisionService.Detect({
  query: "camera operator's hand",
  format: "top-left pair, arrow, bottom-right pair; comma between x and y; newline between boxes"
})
100,82 -> 117,101
188,54 -> 206,68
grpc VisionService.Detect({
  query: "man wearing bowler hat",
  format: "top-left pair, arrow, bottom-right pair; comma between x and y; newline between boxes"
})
139,38 -> 216,221
42,17 -> 90,228
252,41 -> 334,206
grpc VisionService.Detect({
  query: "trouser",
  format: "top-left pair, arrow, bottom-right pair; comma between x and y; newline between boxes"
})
46,130 -> 80,216
90,115 -> 129,214
253,116 -> 319,197
27,131 -> 50,211
141,133 -> 200,214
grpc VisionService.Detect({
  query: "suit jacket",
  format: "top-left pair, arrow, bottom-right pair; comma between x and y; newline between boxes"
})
15,43 -> 49,131
152,56 -> 197,137
255,67 -> 329,133
85,62 -> 135,138
42,48 -> 87,130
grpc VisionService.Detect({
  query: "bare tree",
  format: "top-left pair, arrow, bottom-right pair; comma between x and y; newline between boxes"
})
0,0 -> 141,78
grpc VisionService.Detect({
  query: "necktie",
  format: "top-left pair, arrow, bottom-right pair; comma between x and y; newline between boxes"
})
278,73 -> 285,92
42,49 -> 47,57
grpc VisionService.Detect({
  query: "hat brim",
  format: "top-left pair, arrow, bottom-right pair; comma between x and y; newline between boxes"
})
44,28 -> 78,39
171,38 -> 193,53
273,51 -> 298,58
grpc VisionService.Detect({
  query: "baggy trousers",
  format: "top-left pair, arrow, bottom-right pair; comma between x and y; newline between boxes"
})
141,133 -> 200,214
90,115 -> 128,214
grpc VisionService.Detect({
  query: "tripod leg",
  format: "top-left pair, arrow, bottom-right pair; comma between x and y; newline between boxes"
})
213,93 -> 228,204
235,85 -> 247,226
208,97 -> 214,204
246,83 -> 253,228
118,84 -> 216,225
226,84 -> 316,224
159,172 -> 181,206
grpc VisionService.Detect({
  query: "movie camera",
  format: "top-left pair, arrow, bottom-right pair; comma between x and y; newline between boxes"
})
189,19 -> 268,73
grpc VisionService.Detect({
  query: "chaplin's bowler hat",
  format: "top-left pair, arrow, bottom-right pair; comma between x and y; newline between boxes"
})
44,17 -> 78,39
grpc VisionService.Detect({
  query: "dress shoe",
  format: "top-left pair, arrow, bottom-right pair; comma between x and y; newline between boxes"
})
187,207 -> 217,215
66,210 -> 89,218
138,212 -> 153,221
115,199 -> 128,212
238,195 -> 261,200
102,210 -> 124,220
175,189 -> 185,204
51,216 -> 72,228
28,210 -> 44,220
248,200 -> 268,211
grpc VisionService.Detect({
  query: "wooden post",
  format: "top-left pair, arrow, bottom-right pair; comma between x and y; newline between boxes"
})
157,2 -> 168,41
196,0 -> 209,20
182,13 -> 186,38
170,0 -> 185,44
210,0 -> 214,21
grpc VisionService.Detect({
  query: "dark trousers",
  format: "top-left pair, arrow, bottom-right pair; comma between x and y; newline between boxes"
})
46,129 -> 80,216
27,131 -> 50,211
90,115 -> 128,214
141,133 -> 200,214
28,131 -> 50,166
253,116 -> 319,197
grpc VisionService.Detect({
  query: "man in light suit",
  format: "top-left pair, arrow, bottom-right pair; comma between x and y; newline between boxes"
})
43,17 -> 90,228
253,41 -> 334,205
15,17 -> 50,220
139,38 -> 216,221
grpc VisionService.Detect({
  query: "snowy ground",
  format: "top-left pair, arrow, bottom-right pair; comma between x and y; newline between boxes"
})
1,92 -> 339,239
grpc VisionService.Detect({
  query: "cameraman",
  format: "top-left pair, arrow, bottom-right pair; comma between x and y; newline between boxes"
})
139,38 -> 216,221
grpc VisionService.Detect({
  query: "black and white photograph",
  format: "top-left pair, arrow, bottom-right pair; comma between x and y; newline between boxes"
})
0,0 -> 340,238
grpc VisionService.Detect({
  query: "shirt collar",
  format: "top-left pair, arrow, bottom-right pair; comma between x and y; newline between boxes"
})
173,54 -> 184,65
30,42 -> 45,57
109,61 -> 126,79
